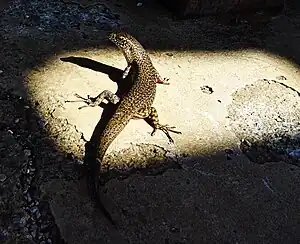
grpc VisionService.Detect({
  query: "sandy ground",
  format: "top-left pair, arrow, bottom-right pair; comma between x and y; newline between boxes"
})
0,0 -> 300,243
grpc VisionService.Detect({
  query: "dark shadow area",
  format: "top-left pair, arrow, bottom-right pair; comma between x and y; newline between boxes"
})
0,0 -> 300,243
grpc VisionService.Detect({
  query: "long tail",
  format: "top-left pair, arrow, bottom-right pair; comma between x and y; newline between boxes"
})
84,141 -> 116,225
85,111 -> 132,225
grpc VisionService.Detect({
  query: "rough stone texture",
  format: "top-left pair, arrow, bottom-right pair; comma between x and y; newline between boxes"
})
227,79 -> 300,165
0,0 -> 300,243
228,79 -> 300,142
160,0 -> 284,17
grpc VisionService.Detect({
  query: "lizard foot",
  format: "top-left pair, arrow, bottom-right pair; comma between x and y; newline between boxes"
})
151,124 -> 182,143
73,93 -> 98,110
72,91 -> 120,110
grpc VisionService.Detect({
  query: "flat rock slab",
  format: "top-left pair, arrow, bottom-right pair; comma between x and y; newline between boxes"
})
28,46 -> 300,243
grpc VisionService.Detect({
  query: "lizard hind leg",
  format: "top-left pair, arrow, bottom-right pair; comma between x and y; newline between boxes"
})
144,107 -> 182,143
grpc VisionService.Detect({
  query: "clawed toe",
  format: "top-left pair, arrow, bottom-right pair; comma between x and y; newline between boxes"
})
73,93 -> 96,109
161,77 -> 170,85
151,124 -> 181,143
161,125 -> 181,135
74,93 -> 84,99
65,93 -> 90,104
167,128 -> 182,134
74,93 -> 91,103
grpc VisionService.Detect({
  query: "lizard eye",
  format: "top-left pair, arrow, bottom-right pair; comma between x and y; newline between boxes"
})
116,35 -> 124,41
116,36 -> 127,45
109,32 -> 116,38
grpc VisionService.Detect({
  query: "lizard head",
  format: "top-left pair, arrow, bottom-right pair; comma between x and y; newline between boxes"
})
109,31 -> 130,49
108,31 -> 144,51
108,31 -> 147,63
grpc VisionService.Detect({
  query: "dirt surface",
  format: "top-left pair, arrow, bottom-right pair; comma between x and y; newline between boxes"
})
0,0 -> 300,243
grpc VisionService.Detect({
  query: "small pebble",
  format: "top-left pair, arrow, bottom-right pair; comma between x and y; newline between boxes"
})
288,149 -> 300,158
31,230 -> 37,238
31,207 -> 38,214
29,167 -> 36,172
200,85 -> 214,94
38,119 -> 48,128
24,149 -> 31,157
276,75 -> 287,80
41,224 -> 49,230
24,194 -> 32,203
0,228 -> 9,240
0,174 -> 6,182
75,159 -> 84,165
20,217 -> 27,227
225,148 -> 234,154
35,211 -> 41,219
170,226 -> 180,233
30,201 -> 36,207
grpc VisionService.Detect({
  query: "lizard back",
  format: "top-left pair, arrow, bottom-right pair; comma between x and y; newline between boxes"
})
98,32 -> 159,160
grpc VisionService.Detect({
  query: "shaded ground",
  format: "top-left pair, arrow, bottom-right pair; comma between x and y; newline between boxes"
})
0,0 -> 300,243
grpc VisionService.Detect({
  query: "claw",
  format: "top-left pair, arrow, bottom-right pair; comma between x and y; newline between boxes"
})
74,93 -> 94,105
72,93 -> 100,110
65,93 -> 90,104
151,124 -> 181,143
157,77 -> 170,85
74,93 -> 85,100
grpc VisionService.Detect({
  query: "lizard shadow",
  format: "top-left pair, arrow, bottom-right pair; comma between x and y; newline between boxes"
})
60,56 -> 123,83
61,56 -> 135,219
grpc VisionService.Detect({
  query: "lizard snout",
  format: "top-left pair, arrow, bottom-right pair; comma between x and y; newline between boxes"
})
108,32 -> 117,42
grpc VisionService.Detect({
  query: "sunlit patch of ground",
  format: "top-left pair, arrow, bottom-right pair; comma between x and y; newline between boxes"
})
27,47 -> 300,164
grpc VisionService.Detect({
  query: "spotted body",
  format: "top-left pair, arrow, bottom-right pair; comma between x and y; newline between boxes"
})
96,32 -> 178,162
97,32 -> 159,161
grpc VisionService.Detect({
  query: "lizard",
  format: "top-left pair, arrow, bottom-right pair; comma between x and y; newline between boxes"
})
72,31 -> 181,225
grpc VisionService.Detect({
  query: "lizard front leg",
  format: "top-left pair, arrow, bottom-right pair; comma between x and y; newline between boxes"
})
134,107 -> 181,143
122,64 -> 132,79
65,90 -> 120,109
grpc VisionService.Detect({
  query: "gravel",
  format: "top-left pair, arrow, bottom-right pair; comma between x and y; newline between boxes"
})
0,0 -> 121,242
